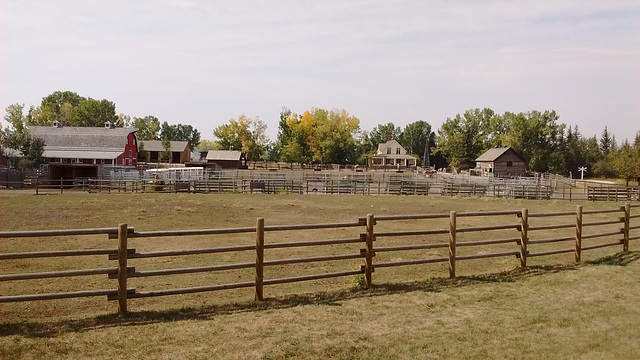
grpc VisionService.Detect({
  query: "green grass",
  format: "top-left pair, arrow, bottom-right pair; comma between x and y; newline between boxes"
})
1,192 -> 639,359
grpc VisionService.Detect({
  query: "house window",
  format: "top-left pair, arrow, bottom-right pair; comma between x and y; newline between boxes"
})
507,161 -> 513,167
386,147 -> 391,154
396,147 -> 401,154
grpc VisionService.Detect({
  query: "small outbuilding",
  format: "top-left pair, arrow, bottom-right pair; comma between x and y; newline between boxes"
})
140,141 -> 191,164
475,147 -> 526,178
205,150 -> 247,169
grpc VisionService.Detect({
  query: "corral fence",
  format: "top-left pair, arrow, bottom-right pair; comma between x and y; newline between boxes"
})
1,204 -> 638,314
2,174 -> 638,201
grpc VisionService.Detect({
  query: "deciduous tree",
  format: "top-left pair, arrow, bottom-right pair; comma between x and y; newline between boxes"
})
213,115 -> 268,161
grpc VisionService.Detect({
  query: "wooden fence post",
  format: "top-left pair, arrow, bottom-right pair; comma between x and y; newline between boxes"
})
575,205 -> 582,262
117,223 -> 128,314
623,203 -> 630,252
520,208 -> 528,267
60,177 -> 64,194
35,176 -> 39,195
449,211 -> 456,278
365,214 -> 375,286
255,217 -> 264,301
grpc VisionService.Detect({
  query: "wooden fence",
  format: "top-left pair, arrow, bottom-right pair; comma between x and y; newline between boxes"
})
1,204 -> 639,314
2,175 -> 639,201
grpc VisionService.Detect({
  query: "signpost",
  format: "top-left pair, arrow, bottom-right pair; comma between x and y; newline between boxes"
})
578,166 -> 587,181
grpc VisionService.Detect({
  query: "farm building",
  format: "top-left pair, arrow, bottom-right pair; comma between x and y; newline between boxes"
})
204,150 -> 247,169
29,122 -> 138,166
475,147 -> 526,178
367,139 -> 418,169
139,140 -> 191,164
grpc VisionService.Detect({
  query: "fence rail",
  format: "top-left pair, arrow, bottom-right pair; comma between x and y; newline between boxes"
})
3,175 -> 639,202
1,203 -> 638,314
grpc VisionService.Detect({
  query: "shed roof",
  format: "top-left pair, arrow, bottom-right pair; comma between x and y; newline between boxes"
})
141,140 -> 190,152
206,150 -> 243,161
29,126 -> 137,149
43,148 -> 122,160
476,147 -> 523,162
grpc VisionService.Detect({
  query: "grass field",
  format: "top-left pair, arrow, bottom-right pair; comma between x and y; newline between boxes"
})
1,192 -> 639,359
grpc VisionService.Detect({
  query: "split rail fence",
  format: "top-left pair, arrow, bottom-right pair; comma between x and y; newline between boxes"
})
1,204 -> 638,314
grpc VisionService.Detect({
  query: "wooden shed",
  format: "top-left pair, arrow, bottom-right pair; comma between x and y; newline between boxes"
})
140,141 -> 191,164
205,150 -> 247,169
475,147 -> 526,178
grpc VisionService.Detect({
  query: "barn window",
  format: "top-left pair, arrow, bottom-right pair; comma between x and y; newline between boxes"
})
507,161 -> 513,167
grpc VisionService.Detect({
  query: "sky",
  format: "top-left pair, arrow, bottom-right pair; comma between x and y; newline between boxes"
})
1,0 -> 639,143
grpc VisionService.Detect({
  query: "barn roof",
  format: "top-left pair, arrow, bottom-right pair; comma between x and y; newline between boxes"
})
29,125 -> 137,149
476,147 -> 523,162
206,150 -> 243,161
141,140 -> 190,152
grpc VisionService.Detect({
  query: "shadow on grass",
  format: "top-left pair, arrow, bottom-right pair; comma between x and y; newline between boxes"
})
2,251 -> 638,338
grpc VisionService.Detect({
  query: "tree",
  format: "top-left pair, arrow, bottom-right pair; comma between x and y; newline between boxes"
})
159,122 -> 201,149
609,140 -> 639,186
133,116 -> 161,141
398,120 -> 435,166
213,115 -> 269,161
197,140 -> 220,151
3,103 -> 45,169
28,91 -> 84,126
281,110 -> 314,164
434,108 -> 494,170
27,91 -> 119,128
500,110 -> 565,173
68,98 -> 118,127
270,107 -> 293,161
562,126 -> 602,178
314,109 -> 360,164
599,126 -> 613,155
161,137 -> 171,162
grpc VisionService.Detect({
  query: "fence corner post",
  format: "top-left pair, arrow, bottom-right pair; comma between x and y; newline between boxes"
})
117,223 -> 128,314
449,211 -> 456,278
575,205 -> 582,262
255,217 -> 265,301
365,214 -> 375,287
520,208 -> 528,267
623,203 -> 630,252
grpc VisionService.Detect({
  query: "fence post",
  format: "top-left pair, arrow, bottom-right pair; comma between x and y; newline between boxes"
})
365,214 -> 375,286
60,177 -> 64,194
255,217 -> 264,301
35,176 -> 39,195
575,205 -> 582,262
623,203 -> 630,252
520,208 -> 528,267
449,211 -> 456,278
117,223 -> 128,314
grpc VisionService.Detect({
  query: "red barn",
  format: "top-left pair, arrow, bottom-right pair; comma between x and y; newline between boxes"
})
29,122 -> 138,166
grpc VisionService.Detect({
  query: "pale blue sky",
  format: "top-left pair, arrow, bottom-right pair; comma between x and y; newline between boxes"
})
2,1 -> 639,142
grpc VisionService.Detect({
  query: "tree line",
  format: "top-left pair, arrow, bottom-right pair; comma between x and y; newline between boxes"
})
1,91 -> 639,183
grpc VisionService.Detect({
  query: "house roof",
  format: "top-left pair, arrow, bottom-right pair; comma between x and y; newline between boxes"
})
376,139 -> 405,155
476,147 -> 523,162
140,140 -> 190,152
29,126 -> 137,149
206,150 -> 243,161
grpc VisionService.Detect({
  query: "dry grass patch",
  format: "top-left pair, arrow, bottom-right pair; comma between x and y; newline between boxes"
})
1,253 -> 639,359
